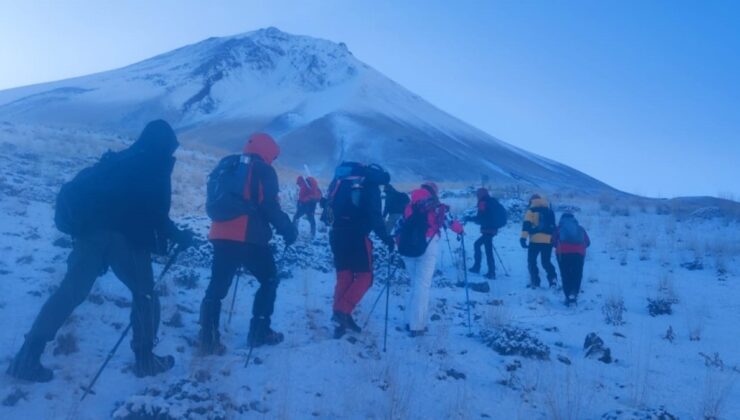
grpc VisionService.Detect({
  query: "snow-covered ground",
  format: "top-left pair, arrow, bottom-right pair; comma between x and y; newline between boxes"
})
0,124 -> 738,419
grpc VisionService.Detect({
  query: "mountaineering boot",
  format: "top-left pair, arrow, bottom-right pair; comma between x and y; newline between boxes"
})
332,311 -> 361,333
469,264 -> 480,274
6,337 -> 53,382
345,313 -> 362,333
247,317 -> 284,348
133,351 -> 175,378
198,298 -> 225,356
484,271 -> 496,280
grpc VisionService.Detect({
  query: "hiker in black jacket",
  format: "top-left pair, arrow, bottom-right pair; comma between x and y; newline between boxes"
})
7,120 -> 193,383
469,188 -> 505,279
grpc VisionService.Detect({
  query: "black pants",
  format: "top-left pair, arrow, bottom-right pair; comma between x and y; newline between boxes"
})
206,240 -> 279,323
293,201 -> 317,236
527,243 -> 557,286
27,230 -> 159,353
557,254 -> 584,298
473,233 -> 495,274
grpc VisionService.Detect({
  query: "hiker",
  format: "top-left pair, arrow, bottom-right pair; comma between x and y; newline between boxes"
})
293,175 -> 322,238
383,184 -> 410,233
326,162 -> 394,338
520,194 -> 558,288
7,120 -> 194,382
468,188 -> 507,279
553,213 -> 590,305
199,133 -> 297,354
397,182 -> 463,336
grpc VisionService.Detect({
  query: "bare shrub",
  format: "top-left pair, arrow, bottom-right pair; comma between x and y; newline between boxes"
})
602,294 -> 626,326
543,363 -> 589,420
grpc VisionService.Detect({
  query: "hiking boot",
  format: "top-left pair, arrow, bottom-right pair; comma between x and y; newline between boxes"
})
332,311 -> 361,334
198,298 -> 225,356
469,265 -> 480,274
484,271 -> 496,280
133,351 -> 175,378
333,325 -> 347,339
6,338 -> 53,383
247,317 -> 284,348
248,328 -> 284,347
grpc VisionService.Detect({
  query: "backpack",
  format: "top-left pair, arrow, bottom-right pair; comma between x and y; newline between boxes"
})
206,155 -> 254,222
559,217 -> 584,244
325,162 -> 389,225
490,198 -> 508,229
532,206 -> 556,235
398,198 -> 436,257
54,151 -> 127,236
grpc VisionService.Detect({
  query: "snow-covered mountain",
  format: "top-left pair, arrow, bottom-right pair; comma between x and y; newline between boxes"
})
0,27 -> 612,191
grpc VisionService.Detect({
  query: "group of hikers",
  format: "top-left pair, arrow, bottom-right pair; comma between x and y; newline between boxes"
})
6,120 -> 590,384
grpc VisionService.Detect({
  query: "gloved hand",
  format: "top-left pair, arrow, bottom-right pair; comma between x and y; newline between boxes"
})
383,235 -> 395,253
172,227 -> 196,250
282,225 -> 298,246
520,238 -> 529,249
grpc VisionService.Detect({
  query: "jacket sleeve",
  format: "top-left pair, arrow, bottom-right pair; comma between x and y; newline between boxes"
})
521,210 -> 535,238
369,186 -> 390,240
260,165 -> 292,236
583,228 -> 591,247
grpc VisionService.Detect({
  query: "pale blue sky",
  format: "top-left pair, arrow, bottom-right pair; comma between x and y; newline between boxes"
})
1,0 -> 738,198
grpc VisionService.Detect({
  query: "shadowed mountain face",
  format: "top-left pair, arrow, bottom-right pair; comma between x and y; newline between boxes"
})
0,27 -> 613,192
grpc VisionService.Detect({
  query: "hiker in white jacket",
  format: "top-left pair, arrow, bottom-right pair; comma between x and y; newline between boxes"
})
396,182 -> 463,337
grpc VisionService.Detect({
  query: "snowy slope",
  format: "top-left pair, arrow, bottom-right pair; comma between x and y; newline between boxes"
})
0,27 -> 611,192
1,124 -> 738,419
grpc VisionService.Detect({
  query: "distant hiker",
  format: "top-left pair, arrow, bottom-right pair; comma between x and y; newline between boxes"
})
553,213 -> 590,305
293,175 -> 322,238
397,182 -> 463,336
326,162 -> 394,338
7,120 -> 194,382
200,133 -> 297,354
383,184 -> 410,233
468,188 -> 507,279
520,194 -> 558,288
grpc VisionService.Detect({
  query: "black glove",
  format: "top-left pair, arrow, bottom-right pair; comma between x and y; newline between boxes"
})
282,225 -> 298,246
383,235 -> 395,253
520,238 -> 528,249
171,227 -> 195,250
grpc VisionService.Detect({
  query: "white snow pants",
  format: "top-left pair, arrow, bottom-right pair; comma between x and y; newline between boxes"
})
403,236 -> 440,332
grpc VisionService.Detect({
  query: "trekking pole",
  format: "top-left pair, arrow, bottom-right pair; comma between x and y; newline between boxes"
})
226,270 -> 241,331
383,253 -> 394,353
492,244 -> 510,277
80,246 -> 182,401
363,253 -> 402,329
459,233 -> 473,336
443,228 -> 458,270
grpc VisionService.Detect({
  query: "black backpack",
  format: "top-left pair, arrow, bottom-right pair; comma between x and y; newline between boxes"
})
532,206 -> 556,235
490,198 -> 508,229
559,217 -> 584,244
325,162 -> 389,225
206,155 -> 254,222
398,197 -> 438,258
54,151 -> 127,236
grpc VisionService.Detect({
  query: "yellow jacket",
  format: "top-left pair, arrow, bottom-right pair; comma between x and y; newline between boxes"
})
520,197 -> 555,244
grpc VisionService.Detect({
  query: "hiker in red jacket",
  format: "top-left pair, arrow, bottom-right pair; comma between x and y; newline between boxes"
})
552,212 -> 591,306
293,175 -> 322,238
199,133 -> 297,354
397,182 -> 463,336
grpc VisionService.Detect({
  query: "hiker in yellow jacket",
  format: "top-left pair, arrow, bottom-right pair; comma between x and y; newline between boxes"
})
520,194 -> 558,288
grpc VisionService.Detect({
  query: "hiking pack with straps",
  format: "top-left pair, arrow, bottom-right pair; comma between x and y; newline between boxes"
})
206,154 -> 256,222
398,197 -> 440,258
55,150 -> 130,236
532,206 -> 556,234
559,217 -> 584,244
489,197 -> 508,229
325,162 -> 389,225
